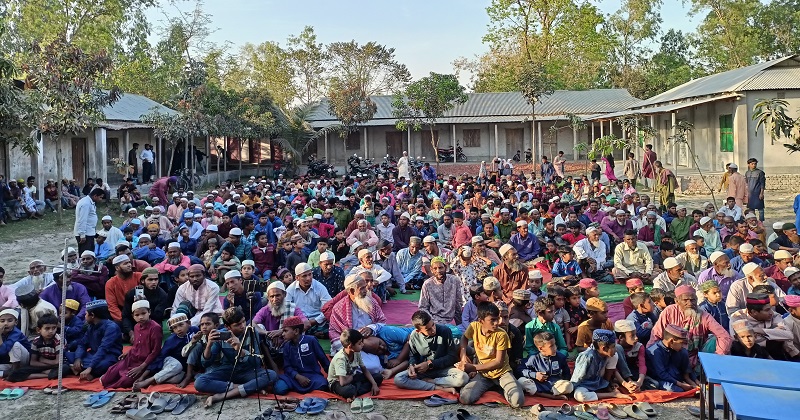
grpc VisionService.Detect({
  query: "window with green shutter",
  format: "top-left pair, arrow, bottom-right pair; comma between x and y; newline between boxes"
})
719,114 -> 734,152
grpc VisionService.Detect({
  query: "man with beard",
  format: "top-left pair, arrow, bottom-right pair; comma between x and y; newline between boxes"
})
171,264 -> 223,326
155,242 -> 191,276
437,214 -> 454,249
40,265 -> 91,319
195,224 -> 224,258
509,220 -> 540,262
312,251 -> 346,297
373,239 -> 406,295
419,257 -> 463,325
647,285 -> 732,369
392,212 -> 414,252
573,226 -> 609,269
612,230 -> 654,283
601,209 -> 632,246
71,251 -> 110,299
697,251 -> 740,300
133,234 -> 166,266
494,244 -> 529,304
652,257 -> 699,296
674,240 -> 709,277
350,249 -> 392,300
637,212 -> 665,254
346,219 -> 378,249
105,255 -> 143,326
253,281 -> 308,350
286,263 -> 331,339
60,247 -> 80,270
328,272 -> 387,355
769,223 -> 800,254
13,260 -> 55,293
726,262 -> 786,316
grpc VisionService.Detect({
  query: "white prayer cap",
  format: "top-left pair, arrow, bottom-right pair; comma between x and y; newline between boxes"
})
206,224 -> 218,232
319,251 -> 335,262
683,240 -> 696,247
709,251 -> 727,263
229,228 -> 243,236
357,249 -> 371,259
112,255 -> 130,265
742,262 -> 760,276
423,236 -> 436,244
167,242 -> 181,249
132,300 -> 150,311
699,216 -> 712,225
52,265 -> 65,275
775,250 -> 793,260
294,263 -> 312,275
663,257 -> 680,270
615,209 -> 626,216
102,215 -> 113,221
138,233 -> 151,241
344,274 -> 360,289
499,244 -> 514,256
739,243 -> 754,254
224,270 -> 242,280
81,250 -> 96,258
529,270 -> 543,279
586,226 -> 599,234
267,282 -> 286,293
241,260 -> 255,267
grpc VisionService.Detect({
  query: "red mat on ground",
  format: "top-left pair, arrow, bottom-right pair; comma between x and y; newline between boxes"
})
381,299 -> 419,326
0,377 -> 694,407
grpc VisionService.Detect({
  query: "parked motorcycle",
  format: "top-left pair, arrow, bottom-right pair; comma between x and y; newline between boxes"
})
436,142 -> 468,162
409,156 -> 425,179
307,154 -> 337,177
347,154 -> 377,180
525,148 -> 532,163
381,155 -> 399,179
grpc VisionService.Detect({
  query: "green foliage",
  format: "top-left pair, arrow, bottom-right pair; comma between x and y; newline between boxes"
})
273,103 -> 343,166
516,62 -> 555,107
688,0 -> 762,72
326,79 -> 377,138
224,41 -> 297,110
326,41 -> 411,96
287,26 -> 328,105
752,98 -> 800,153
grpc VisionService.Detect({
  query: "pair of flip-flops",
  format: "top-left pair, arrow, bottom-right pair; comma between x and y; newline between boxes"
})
83,390 -> 115,408
350,397 -> 375,413
295,397 -> 327,415
424,394 -> 459,407
0,387 -> 27,400
437,409 -> 479,420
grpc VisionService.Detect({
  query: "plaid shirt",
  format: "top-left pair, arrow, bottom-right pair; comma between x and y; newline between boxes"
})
31,335 -> 61,361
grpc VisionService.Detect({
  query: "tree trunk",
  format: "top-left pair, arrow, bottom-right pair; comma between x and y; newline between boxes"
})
431,126 -> 439,171
238,138 -> 243,178
54,135 -> 63,225
531,104 -> 537,176
167,141 -> 176,177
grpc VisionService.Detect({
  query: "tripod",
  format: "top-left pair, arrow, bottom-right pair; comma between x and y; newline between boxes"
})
215,281 -> 284,420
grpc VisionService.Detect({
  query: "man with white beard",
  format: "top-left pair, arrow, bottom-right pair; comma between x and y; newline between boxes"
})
328,272 -> 386,355
71,250 -> 110,300
725,262 -> 786,316
573,226 -> 609,268
647,285 -> 732,369
61,247 -> 80,270
13,260 -> 55,293
673,240 -> 709,277
252,281 -> 307,349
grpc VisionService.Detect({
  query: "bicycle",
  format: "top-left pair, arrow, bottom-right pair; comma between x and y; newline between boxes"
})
174,167 -> 201,190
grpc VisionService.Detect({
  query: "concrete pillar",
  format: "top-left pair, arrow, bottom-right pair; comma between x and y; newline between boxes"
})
364,127 -> 368,158
94,128 -> 107,180
591,122 -> 595,142
124,130 -> 130,177
452,124 -> 457,163
407,126 -> 411,156
494,124 -> 499,160
324,131 -> 329,163
600,121 -> 604,138
671,112 -> 677,174
157,136 -> 162,178
572,126 -> 578,160
537,122 -> 543,165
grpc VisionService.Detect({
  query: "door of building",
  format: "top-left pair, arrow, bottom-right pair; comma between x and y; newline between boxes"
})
71,137 -> 87,182
420,130 -> 438,161
505,128 -> 524,158
385,131 -> 404,158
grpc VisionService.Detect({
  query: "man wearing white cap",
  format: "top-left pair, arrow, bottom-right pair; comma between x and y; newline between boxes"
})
601,209 -> 632,245
106,255 -> 143,324
346,219 -> 378,249
693,216 -> 722,255
71,251 -> 110,299
509,219 -> 540,262
419,257 -> 463,325
312,251 -> 345,296
652,257 -> 699,296
253,281 -> 308,348
494,244 -> 528,304
697,250 -> 739,300
99,215 -> 124,247
180,211 -> 203,240
393,212 -> 414,252
286,263 -> 331,338
770,223 -> 800,254
350,248 -> 392,297
12,259 -> 56,294
726,262 -> 786,316
765,250 -> 794,292
674,240 -> 709,277
573,226 -> 609,269
328,272 -> 386,355
730,243 -> 763,274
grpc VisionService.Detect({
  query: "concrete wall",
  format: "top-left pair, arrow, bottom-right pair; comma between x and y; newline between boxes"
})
752,90 -> 800,173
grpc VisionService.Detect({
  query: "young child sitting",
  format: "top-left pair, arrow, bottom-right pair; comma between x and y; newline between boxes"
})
201,238 -> 218,268
570,329 -> 631,402
508,289 -> 532,328
457,302 -> 524,408
518,331 -> 572,400
621,278 -> 645,318
275,316 -> 330,394
728,292 -> 798,360
729,320 -> 770,359
753,284 -> 788,316
7,314 -> 61,382
612,320 -> 649,394
0,308 -> 31,379
211,242 -> 242,282
578,278 -> 599,307
549,285 -> 570,343
72,300 -> 123,381
528,270 -> 546,300
786,267 -> 800,296
133,313 -> 199,391
524,296 -> 568,358
101,300 -> 163,388
458,285 -> 488,333
63,299 -> 85,350
483,276 -> 504,303
551,247 -> 582,285
181,312 -> 220,387
698,281 -> 729,330
327,328 -> 382,402
625,292 -> 658,344
649,288 -> 670,319
565,286 -> 589,350
645,324 -> 699,392
575,297 -> 613,352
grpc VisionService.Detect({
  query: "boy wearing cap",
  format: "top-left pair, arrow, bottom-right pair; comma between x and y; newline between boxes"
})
575,297 -> 613,351
133,313 -> 200,390
621,278 -> 645,318
94,231 -> 113,263
570,329 -> 631,402
508,289 -> 532,327
729,320 -> 770,359
693,216 -> 722,255
73,300 -> 123,380
274,316 -> 331,394
15,283 -> 57,339
0,308 -> 31,378
728,292 -> 798,360
645,324 -> 698,392
101,299 -> 163,388
63,299 -> 85,348
613,319 -> 648,393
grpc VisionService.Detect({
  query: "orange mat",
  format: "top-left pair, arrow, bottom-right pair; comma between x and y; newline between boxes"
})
0,377 -> 695,407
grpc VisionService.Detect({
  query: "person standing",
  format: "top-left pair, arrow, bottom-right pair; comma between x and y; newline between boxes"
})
744,158 -> 766,222
140,144 -> 155,184
398,151 -> 410,180
623,152 -> 641,188
602,154 -> 617,182
641,144 -> 657,190
128,143 -> 139,182
553,151 -> 566,178
726,163 -> 746,208
74,189 -> 105,255
540,156 -> 555,185
654,161 -> 677,210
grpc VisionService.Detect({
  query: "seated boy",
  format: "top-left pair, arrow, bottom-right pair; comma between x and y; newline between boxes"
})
570,329 -> 631,402
180,312 -> 220,387
574,297 -> 613,352
327,328 -> 382,402
63,299 -> 85,351
274,316 -> 330,394
728,292 -> 798,360
0,308 -> 31,378
578,278 -> 599,307
394,310 -> 468,393
698,281 -> 729,330
8,314 -> 61,382
753,284 -> 787,316
528,270 -> 546,300
649,288 -> 669,319
729,320 -> 770,359
565,286 -> 588,350
645,324 -> 699,392
72,300 -> 123,381
518,332 -> 572,399
524,296 -> 568,358
625,292 -> 658,344
508,289 -> 532,328
551,247 -> 582,285
133,313 -> 199,391
458,285 -> 488,333
621,278 -> 645,318
548,285 -> 570,342
612,320 -> 652,393
457,302 -> 524,408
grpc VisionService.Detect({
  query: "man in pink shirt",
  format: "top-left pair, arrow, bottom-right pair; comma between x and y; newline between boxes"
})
726,163 -> 747,207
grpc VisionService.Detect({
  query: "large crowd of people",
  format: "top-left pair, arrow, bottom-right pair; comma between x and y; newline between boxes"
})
0,148 -> 794,416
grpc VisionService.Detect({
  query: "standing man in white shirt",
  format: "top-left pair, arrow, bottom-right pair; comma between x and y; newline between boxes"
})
74,189 -> 105,254
140,144 -> 155,184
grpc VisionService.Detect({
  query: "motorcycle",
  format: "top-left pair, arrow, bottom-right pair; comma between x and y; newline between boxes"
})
306,154 -> 337,178
347,154 -> 377,180
525,148 -> 532,163
381,155 -> 399,179
436,142 -> 468,162
409,156 -> 425,179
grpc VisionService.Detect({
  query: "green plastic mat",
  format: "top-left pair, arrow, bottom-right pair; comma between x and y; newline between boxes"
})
597,283 -> 652,303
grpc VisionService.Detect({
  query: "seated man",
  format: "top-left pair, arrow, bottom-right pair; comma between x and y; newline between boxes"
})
286,263 -> 331,339
372,239 -> 406,295
396,237 -> 425,291
419,257 -> 464,326
71,250 -> 110,300
40,265 -> 91,320
312,251 -> 345,298
222,270 -> 263,322
349,249 -> 392,302
13,260 -> 55,294
728,292 -> 798,360
673,240 -> 708,278
612,229 -> 654,283
509,220 -> 540,262
155,242 -> 192,278
105,255 -> 143,327
171,264 -> 223,327
252,281 -> 307,350
328,272 -> 386,355
346,219 -> 378,249
393,310 -> 469,392
652,257 -> 699,296
14,283 -> 57,338
726,262 -> 786,316
494,244 -> 529,304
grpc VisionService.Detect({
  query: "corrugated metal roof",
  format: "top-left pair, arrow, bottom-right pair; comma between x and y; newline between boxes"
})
308,89 -> 640,127
738,67 -> 800,91
587,94 -> 740,120
102,93 -> 177,122
637,55 -> 800,107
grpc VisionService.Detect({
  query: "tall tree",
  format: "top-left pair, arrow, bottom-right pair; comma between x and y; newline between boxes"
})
689,0 -> 761,71
517,62 -> 555,163
605,0 -> 662,97
754,0 -> 800,60
227,41 -> 297,109
643,30 -> 702,98
326,41 -> 411,96
287,26 -> 328,105
392,73 -> 468,166
326,79 -> 377,141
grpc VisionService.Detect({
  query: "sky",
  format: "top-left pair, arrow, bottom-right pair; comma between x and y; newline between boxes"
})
147,0 -> 703,87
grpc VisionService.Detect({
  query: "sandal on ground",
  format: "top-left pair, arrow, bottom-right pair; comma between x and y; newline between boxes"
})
147,391 -> 168,414
601,403 -> 628,418
83,390 -> 110,407
164,395 -> 181,412
91,391 -> 116,408
361,397 -> 375,413
558,403 -> 574,415
624,405 -> 649,420
635,402 -> 657,417
350,398 -> 363,414
125,408 -> 157,420
172,394 -> 197,415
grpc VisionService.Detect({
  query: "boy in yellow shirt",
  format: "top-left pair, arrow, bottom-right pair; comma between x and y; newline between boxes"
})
456,301 -> 525,408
